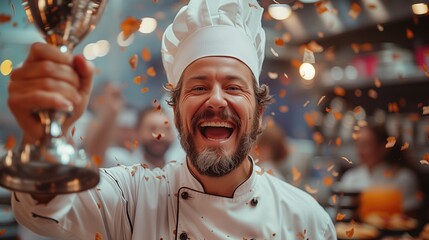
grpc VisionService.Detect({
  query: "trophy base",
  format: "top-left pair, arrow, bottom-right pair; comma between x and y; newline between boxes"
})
0,143 -> 100,194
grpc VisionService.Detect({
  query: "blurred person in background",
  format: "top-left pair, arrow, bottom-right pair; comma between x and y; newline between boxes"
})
250,116 -> 288,180
104,106 -> 175,168
339,124 -> 421,215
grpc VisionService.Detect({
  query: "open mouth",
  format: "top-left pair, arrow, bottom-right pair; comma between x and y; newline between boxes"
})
199,121 -> 234,141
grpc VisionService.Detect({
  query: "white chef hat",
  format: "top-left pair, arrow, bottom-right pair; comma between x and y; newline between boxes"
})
161,0 -> 266,87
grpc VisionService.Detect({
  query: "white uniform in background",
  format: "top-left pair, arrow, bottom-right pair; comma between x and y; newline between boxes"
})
12,158 -> 335,240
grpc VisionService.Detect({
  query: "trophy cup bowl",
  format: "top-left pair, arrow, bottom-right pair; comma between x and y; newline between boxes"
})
0,0 -> 106,194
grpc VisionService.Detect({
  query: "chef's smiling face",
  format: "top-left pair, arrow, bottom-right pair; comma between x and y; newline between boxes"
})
174,56 -> 262,177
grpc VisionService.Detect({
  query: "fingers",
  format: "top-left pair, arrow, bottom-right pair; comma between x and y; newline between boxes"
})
8,91 -> 73,113
10,61 -> 81,89
8,78 -> 82,107
73,55 -> 94,95
26,42 -> 72,65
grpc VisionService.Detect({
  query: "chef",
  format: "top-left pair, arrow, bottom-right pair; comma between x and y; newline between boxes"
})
8,0 -> 336,239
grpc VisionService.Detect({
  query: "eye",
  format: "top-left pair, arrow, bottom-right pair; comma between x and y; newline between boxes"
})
192,86 -> 207,91
226,85 -> 241,91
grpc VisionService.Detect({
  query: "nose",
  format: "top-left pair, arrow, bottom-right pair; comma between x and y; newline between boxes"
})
205,85 -> 227,110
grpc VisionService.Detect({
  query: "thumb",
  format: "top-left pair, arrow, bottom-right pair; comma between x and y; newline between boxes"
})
73,55 -> 94,95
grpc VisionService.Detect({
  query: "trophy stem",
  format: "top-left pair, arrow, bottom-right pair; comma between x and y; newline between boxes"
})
37,110 -> 69,140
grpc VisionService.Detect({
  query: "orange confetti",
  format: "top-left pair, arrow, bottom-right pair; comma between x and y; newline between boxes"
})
368,89 -> 378,99
315,2 -> 329,14
331,195 -> 337,205
279,89 -> 287,98
384,169 -> 394,178
141,48 -> 151,62
133,140 -> 139,149
146,66 -> 156,77
130,165 -> 138,176
291,59 -> 302,69
95,232 -> 103,240
325,107 -> 331,113
349,3 -> 362,19
279,105 -> 289,113
422,106 -> 429,115
134,76 -> 142,85
401,142 -> 409,151
313,132 -> 324,145
323,176 -> 333,186
307,40 -> 324,53
333,110 -> 343,121
129,54 -> 138,70
336,213 -> 346,221
92,155 -> 102,167
71,126 -> 76,137
334,87 -> 346,97
256,167 -> 265,175
4,135 -> 16,150
346,226 -> 354,238
335,137 -> 342,146
388,102 -> 399,113
0,14 -> 11,24
274,37 -> 285,47
121,17 -> 141,40
141,87 -> 149,93
304,184 -> 318,194
374,77 -> 382,88
406,28 -> 414,39
291,166 -> 302,183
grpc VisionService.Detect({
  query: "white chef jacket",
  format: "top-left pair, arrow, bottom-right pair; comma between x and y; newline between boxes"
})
12,157 -> 336,240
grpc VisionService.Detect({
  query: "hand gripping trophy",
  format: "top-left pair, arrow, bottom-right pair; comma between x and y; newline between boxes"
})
0,0 -> 106,194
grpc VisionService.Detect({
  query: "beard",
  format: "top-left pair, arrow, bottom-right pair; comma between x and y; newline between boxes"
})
176,107 -> 261,177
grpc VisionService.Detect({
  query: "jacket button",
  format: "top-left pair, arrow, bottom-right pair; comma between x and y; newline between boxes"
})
250,198 -> 258,206
179,232 -> 188,240
181,191 -> 189,200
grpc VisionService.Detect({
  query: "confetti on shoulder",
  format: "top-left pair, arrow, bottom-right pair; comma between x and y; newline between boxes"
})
341,156 -> 353,164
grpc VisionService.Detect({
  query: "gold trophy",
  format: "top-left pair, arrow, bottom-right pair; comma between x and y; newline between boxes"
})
0,0 -> 106,194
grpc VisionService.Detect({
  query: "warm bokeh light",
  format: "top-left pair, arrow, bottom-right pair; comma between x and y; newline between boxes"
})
268,4 -> 292,20
299,63 -> 316,80
1,59 -> 13,76
96,40 -> 110,57
138,17 -> 157,34
412,3 -> 428,15
83,43 -> 99,61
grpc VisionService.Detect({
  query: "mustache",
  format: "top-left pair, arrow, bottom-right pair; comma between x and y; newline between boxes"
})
191,108 -> 241,133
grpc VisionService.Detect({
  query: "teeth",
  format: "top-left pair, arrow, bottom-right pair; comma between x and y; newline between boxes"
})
200,121 -> 233,128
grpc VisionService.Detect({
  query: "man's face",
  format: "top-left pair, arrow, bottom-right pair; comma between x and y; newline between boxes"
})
356,127 -> 386,167
175,56 -> 261,177
137,112 -> 173,159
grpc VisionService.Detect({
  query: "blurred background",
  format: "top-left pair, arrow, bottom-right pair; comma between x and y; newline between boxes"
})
0,0 -> 429,239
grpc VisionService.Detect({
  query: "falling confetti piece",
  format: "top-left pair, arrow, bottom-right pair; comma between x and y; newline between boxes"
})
317,32 -> 324,38
141,163 -> 149,169
147,66 -> 156,77
422,106 -> 429,115
377,24 -> 384,32
141,48 -> 151,62
346,226 -> 354,238
141,87 -> 149,94
341,156 -> 353,164
4,135 -> 16,150
0,14 -> 11,24
303,48 -> 315,64
95,232 -> 103,240
317,96 -> 326,106
274,37 -> 285,47
130,165 -> 138,176
279,89 -> 287,98
267,72 -> 278,79
291,59 -> 302,69
71,126 -> 76,137
152,132 -> 165,140
129,54 -> 138,70
307,40 -> 324,53
282,32 -> 292,43
323,176 -> 333,186
368,89 -> 378,99
374,77 -> 382,88
313,132 -> 324,145
270,48 -> 279,57
388,102 -> 399,113
134,76 -> 142,85
92,155 -> 102,167
336,213 -> 346,221
291,166 -> 301,183
279,105 -> 289,113
331,195 -> 337,204
421,160 -> 429,165
401,142 -> 409,151
304,184 -> 318,194
256,167 -> 265,175
121,17 -> 141,40
349,3 -> 362,19
334,87 -> 346,97
303,100 -> 310,107
327,164 -> 335,172
406,28 -> 414,39
315,2 -> 329,14
333,110 -> 343,121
